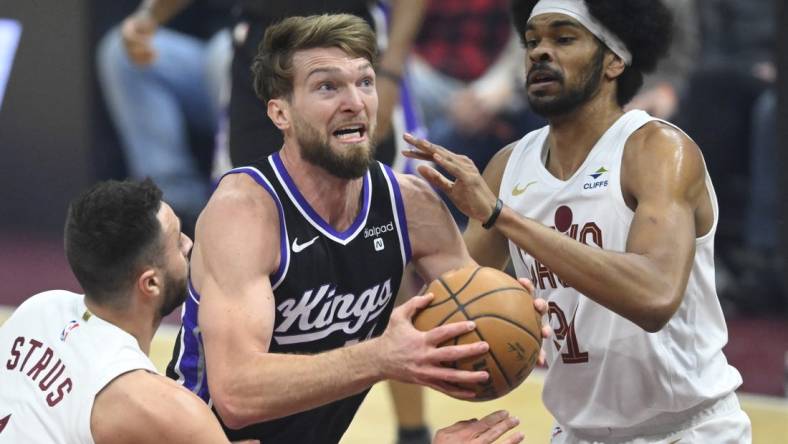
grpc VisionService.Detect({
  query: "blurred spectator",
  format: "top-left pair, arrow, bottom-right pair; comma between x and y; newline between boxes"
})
408,0 -> 545,227
625,0 -> 699,120
734,88 -> 783,312
96,1 -> 232,236
677,0 -> 779,313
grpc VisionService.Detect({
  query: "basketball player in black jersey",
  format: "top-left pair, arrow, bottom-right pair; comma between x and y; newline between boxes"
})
166,14 -> 534,444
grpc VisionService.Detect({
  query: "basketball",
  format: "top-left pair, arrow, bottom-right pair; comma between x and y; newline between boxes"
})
413,266 -> 542,401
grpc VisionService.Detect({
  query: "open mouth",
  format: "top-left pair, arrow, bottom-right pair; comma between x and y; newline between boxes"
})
332,123 -> 367,142
528,69 -> 561,86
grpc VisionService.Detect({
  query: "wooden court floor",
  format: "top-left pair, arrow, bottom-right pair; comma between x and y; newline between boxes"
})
2,310 -> 785,443
145,325 -> 788,444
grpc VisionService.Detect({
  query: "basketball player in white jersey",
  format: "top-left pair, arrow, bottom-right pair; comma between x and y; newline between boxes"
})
404,0 -> 752,443
0,179 -> 247,443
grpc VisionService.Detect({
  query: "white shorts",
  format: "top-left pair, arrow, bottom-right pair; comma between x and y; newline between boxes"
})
550,392 -> 752,444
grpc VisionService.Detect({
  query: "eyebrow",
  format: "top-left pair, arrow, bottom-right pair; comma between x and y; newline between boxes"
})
305,62 -> 374,81
526,19 -> 583,32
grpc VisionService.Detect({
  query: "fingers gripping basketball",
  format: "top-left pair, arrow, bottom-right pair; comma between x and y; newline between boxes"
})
413,267 -> 543,401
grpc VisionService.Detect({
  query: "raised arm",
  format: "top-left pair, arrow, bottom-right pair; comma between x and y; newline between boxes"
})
404,124 -> 710,332
135,0 -> 192,23
121,0 -> 193,65
194,174 -> 489,429
462,143 -> 516,270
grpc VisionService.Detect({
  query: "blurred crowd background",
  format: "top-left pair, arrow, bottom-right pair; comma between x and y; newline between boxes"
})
0,0 -> 787,396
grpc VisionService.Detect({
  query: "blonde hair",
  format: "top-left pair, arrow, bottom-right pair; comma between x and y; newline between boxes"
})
252,14 -> 378,102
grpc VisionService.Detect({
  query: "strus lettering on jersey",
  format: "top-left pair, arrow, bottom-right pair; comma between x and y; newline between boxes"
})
0,290 -> 157,444
499,110 -> 743,434
167,153 -> 411,444
5,335 -> 73,407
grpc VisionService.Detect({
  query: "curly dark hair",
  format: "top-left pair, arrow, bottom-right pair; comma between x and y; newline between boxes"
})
64,178 -> 164,307
510,0 -> 674,106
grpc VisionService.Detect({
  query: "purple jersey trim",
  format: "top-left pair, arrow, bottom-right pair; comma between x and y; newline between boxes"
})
382,165 -> 412,263
178,278 -> 210,402
271,152 -> 371,242
222,167 -> 289,286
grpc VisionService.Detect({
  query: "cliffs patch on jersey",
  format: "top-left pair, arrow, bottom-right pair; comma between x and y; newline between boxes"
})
582,166 -> 609,191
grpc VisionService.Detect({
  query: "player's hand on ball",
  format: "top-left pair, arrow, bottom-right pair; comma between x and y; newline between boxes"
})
517,277 -> 551,366
376,293 -> 490,399
433,410 -> 524,444
403,133 -> 498,224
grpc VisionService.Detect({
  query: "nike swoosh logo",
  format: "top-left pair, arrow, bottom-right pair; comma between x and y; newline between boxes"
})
292,236 -> 319,253
512,180 -> 537,196
667,439 -> 682,444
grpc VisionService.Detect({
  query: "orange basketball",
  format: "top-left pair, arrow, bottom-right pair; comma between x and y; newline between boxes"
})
413,266 -> 542,401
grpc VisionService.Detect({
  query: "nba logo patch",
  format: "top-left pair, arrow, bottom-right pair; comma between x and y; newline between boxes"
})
373,238 -> 384,251
60,320 -> 80,341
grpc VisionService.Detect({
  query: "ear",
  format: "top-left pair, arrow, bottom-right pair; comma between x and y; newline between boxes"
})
267,98 -> 291,130
605,53 -> 626,80
137,268 -> 161,299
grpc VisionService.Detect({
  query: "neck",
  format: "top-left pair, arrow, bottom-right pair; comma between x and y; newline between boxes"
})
84,296 -> 160,356
545,94 -> 624,180
279,144 -> 364,232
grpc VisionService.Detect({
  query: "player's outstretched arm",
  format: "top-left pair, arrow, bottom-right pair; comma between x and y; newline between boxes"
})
91,370 -> 234,444
194,175 -> 491,429
462,142 -> 517,270
404,125 -> 707,332
433,410 -> 524,444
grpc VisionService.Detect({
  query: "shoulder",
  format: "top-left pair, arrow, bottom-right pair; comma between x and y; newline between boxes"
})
623,121 -> 706,195
22,289 -> 79,308
196,173 -> 282,244
92,370 -> 224,444
627,120 -> 696,152
625,121 -> 703,171
394,172 -> 444,211
482,141 -> 519,194
8,290 -> 79,321
395,172 -> 436,198
205,173 -> 278,220
192,172 -> 283,284
486,141 -> 517,174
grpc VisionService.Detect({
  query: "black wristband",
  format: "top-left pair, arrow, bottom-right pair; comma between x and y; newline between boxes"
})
377,67 -> 402,84
482,198 -> 503,229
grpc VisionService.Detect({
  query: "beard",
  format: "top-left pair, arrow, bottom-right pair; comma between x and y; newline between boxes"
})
158,270 -> 187,318
526,46 -> 606,118
292,113 -> 376,179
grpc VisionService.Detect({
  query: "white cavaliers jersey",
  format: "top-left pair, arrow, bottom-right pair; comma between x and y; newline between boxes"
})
500,110 -> 743,432
0,290 -> 157,443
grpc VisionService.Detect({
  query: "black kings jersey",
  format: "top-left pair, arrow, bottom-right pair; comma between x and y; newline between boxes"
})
167,152 -> 411,443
